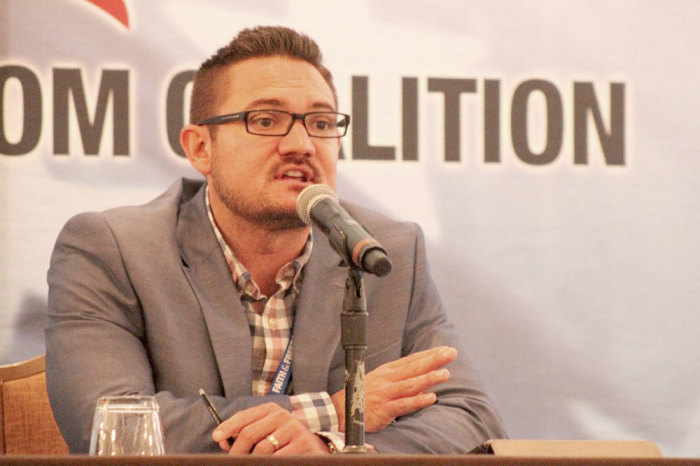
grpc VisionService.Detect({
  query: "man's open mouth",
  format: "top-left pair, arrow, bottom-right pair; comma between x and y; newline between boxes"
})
279,169 -> 313,183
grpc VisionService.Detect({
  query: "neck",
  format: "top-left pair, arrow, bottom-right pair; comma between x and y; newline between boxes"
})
210,198 -> 310,297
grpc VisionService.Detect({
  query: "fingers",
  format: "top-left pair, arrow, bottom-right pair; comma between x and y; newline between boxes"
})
221,404 -> 287,454
382,390 -> 437,419
366,346 -> 456,401
362,346 -> 457,432
212,402 -> 328,455
250,432 -> 284,455
374,346 -> 457,381
381,366 -> 450,398
364,390 -> 438,433
215,402 -> 273,439
237,422 -> 301,455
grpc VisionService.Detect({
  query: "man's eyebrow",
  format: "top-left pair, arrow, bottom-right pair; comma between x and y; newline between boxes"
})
246,98 -> 283,108
244,98 -> 336,111
309,102 -> 336,111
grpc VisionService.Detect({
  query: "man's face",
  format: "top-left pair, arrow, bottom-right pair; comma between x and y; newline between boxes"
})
205,55 -> 341,230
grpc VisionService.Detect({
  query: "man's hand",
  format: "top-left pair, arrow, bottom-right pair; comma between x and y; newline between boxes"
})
331,345 -> 457,433
212,402 -> 330,455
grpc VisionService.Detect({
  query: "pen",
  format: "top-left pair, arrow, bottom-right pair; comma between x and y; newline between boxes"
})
199,388 -> 233,447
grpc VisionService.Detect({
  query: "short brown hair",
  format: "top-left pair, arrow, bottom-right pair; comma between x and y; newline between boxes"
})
189,26 -> 337,125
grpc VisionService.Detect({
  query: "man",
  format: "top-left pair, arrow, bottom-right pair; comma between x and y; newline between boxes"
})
46,26 -> 506,455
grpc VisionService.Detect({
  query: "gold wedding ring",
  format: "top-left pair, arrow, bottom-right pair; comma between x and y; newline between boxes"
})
266,433 -> 281,451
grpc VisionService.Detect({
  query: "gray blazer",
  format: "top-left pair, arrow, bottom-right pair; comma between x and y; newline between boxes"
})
46,179 -> 506,454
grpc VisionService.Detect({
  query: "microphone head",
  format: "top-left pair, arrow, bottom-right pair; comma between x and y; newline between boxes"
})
296,184 -> 338,225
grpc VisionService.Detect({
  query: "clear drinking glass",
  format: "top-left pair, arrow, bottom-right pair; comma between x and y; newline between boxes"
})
89,395 -> 165,456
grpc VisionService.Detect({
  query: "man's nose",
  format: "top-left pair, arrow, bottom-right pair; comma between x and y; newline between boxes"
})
279,119 -> 315,156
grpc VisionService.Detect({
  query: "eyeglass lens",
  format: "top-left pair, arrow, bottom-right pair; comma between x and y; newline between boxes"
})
246,110 -> 347,137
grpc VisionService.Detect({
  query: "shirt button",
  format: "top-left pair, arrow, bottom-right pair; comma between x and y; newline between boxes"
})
269,318 -> 277,328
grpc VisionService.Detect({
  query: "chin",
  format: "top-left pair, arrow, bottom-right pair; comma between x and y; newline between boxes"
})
261,212 -> 307,231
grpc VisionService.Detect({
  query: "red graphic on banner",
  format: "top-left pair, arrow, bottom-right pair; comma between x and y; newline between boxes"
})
85,0 -> 130,29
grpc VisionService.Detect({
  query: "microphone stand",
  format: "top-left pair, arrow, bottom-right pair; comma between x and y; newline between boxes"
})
341,267 -> 367,453
324,226 -> 368,453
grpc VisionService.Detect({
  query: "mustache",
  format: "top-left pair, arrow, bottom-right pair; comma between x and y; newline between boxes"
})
272,156 -> 321,179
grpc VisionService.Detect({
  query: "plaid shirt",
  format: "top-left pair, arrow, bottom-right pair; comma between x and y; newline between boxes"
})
206,189 -> 339,434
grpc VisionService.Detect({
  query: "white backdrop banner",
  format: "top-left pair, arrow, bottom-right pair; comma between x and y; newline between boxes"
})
1,0 -> 699,457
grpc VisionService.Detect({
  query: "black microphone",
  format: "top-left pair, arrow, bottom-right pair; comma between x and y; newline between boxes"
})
296,184 -> 392,277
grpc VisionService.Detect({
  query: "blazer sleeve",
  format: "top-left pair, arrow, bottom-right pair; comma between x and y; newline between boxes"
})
45,212 -> 292,453
364,223 -> 508,453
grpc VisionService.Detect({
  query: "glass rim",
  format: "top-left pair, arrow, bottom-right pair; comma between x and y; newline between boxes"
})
95,395 -> 159,410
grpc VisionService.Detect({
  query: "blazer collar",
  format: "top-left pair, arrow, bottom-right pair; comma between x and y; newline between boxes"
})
176,182 -> 253,398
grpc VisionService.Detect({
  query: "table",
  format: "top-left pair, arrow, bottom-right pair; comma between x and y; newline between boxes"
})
1,456 -> 699,465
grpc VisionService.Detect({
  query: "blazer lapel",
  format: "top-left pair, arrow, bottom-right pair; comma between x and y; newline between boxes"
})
176,184 -> 252,398
292,228 -> 347,393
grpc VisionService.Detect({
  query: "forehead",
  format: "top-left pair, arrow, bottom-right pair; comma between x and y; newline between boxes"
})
218,55 -> 336,111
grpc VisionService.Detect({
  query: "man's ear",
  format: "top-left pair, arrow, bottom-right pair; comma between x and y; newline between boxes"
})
181,124 -> 213,175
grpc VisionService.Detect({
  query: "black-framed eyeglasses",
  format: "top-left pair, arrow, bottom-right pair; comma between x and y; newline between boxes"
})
197,109 -> 351,138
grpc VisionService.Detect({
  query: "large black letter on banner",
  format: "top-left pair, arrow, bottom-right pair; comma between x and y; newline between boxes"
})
166,70 -> 195,158
574,82 -> 625,165
427,78 -> 477,162
53,68 -> 129,155
511,79 -> 563,165
351,76 -> 395,160
0,65 -> 42,156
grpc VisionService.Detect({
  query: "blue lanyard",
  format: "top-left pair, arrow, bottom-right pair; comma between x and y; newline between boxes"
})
268,334 -> 293,395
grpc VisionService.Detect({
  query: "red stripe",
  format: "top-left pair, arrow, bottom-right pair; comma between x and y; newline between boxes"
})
85,0 -> 130,29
